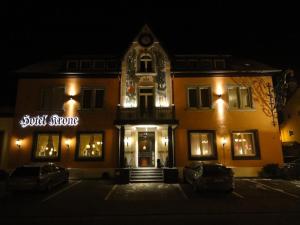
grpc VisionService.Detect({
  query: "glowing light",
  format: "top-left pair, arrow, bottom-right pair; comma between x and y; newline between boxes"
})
221,137 -> 227,146
16,139 -> 22,149
66,80 -> 80,96
86,144 -> 90,149
96,141 -> 101,145
162,137 -> 168,146
143,145 -> 146,150
19,114 -> 79,128
196,148 -> 201,155
124,137 -> 132,147
155,96 -> 169,107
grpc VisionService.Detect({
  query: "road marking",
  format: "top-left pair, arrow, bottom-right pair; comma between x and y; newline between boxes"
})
175,184 -> 188,200
247,180 -> 300,199
104,184 -> 117,201
42,180 -> 81,202
232,191 -> 245,199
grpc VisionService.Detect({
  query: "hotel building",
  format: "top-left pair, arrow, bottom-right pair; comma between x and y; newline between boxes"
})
8,25 -> 284,180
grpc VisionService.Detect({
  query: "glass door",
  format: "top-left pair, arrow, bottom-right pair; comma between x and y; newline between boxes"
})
138,132 -> 155,167
139,88 -> 154,118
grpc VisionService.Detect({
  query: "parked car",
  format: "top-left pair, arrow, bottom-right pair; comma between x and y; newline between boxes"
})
281,158 -> 300,179
8,163 -> 69,192
183,162 -> 234,192
0,169 -> 9,197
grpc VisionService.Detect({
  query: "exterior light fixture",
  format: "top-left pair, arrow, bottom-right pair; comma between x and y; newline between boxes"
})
217,94 -> 222,99
65,139 -> 71,150
221,137 -> 227,165
16,139 -> 22,149
124,137 -> 131,147
221,137 -> 227,147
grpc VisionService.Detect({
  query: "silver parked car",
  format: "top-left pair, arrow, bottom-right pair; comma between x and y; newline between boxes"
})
8,163 -> 69,192
183,162 -> 234,192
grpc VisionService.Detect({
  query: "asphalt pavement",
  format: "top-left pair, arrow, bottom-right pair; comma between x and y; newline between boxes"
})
1,179 -> 300,225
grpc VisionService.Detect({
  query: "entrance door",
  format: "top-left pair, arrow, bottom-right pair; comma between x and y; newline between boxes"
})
139,88 -> 154,117
138,132 -> 155,167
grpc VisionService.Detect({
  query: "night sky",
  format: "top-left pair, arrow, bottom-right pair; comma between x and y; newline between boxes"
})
5,1 -> 299,108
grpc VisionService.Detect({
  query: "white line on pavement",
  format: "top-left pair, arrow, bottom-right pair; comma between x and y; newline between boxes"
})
232,191 -> 245,199
42,180 -> 82,202
175,184 -> 188,200
247,180 -> 300,199
104,184 -> 117,201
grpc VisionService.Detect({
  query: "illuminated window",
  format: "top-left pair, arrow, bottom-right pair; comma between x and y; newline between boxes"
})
188,130 -> 217,160
228,86 -> 252,109
76,132 -> 104,160
187,87 -> 212,108
231,130 -> 260,159
139,54 -> 153,73
33,133 -> 61,160
81,88 -> 104,109
40,87 -> 65,111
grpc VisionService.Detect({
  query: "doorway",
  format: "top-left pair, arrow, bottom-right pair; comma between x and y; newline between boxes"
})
139,87 -> 154,117
138,132 -> 155,167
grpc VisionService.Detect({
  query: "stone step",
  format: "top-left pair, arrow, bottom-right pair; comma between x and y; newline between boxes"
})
129,168 -> 164,183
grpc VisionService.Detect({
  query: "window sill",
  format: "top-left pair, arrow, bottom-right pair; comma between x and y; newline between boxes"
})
227,108 -> 256,112
185,107 -> 214,112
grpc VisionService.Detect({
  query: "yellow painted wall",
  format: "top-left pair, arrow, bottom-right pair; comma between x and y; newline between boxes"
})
174,76 -> 283,169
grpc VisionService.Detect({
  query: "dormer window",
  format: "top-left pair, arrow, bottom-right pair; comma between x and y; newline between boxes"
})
140,54 -> 153,73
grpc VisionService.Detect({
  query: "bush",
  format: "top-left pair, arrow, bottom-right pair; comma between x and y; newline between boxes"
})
102,172 -> 110,180
259,164 -> 282,178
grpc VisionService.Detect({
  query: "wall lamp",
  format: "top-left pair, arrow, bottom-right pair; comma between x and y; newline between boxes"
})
217,94 -> 222,99
221,137 -> 227,147
16,139 -> 22,149
65,139 -> 71,150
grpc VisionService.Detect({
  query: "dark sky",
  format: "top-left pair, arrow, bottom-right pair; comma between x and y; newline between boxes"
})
4,1 -> 300,107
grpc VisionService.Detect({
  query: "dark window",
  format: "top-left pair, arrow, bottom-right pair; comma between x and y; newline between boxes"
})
67,60 -> 79,71
95,90 -> 104,108
214,59 -> 226,69
188,87 -> 211,109
80,60 -> 92,70
140,54 -> 153,73
40,87 -> 65,111
200,88 -> 211,108
188,88 -> 198,108
83,90 -> 93,109
188,130 -> 217,160
81,88 -> 105,109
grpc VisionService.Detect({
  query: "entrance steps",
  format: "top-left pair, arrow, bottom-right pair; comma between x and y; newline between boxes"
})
129,168 -> 164,183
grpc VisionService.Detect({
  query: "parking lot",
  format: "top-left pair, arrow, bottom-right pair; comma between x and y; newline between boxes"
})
1,179 -> 300,224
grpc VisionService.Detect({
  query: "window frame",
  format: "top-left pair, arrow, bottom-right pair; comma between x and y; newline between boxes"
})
80,87 -> 105,110
31,131 -> 62,162
40,86 -> 65,111
187,130 -> 218,160
230,130 -> 261,160
75,131 -> 105,161
187,86 -> 212,109
227,85 -> 253,110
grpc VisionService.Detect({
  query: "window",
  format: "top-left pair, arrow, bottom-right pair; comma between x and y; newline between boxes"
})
188,130 -> 217,160
188,87 -> 212,108
81,88 -> 105,109
32,133 -> 61,161
40,87 -> 65,111
76,132 -> 104,160
139,54 -> 153,73
231,130 -> 260,159
67,60 -> 79,71
214,59 -> 226,69
228,86 -> 252,109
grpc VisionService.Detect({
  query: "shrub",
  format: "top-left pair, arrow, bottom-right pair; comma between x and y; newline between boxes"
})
259,164 -> 281,178
102,172 -> 110,180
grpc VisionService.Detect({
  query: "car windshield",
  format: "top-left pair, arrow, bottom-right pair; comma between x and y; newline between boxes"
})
203,165 -> 231,177
11,167 -> 40,177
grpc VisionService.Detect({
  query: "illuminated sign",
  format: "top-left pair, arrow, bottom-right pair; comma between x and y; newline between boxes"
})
20,114 -> 79,128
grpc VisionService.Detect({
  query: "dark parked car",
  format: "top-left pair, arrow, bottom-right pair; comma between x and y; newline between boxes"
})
0,170 -> 9,197
183,162 -> 234,192
8,163 -> 69,192
281,159 -> 300,179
